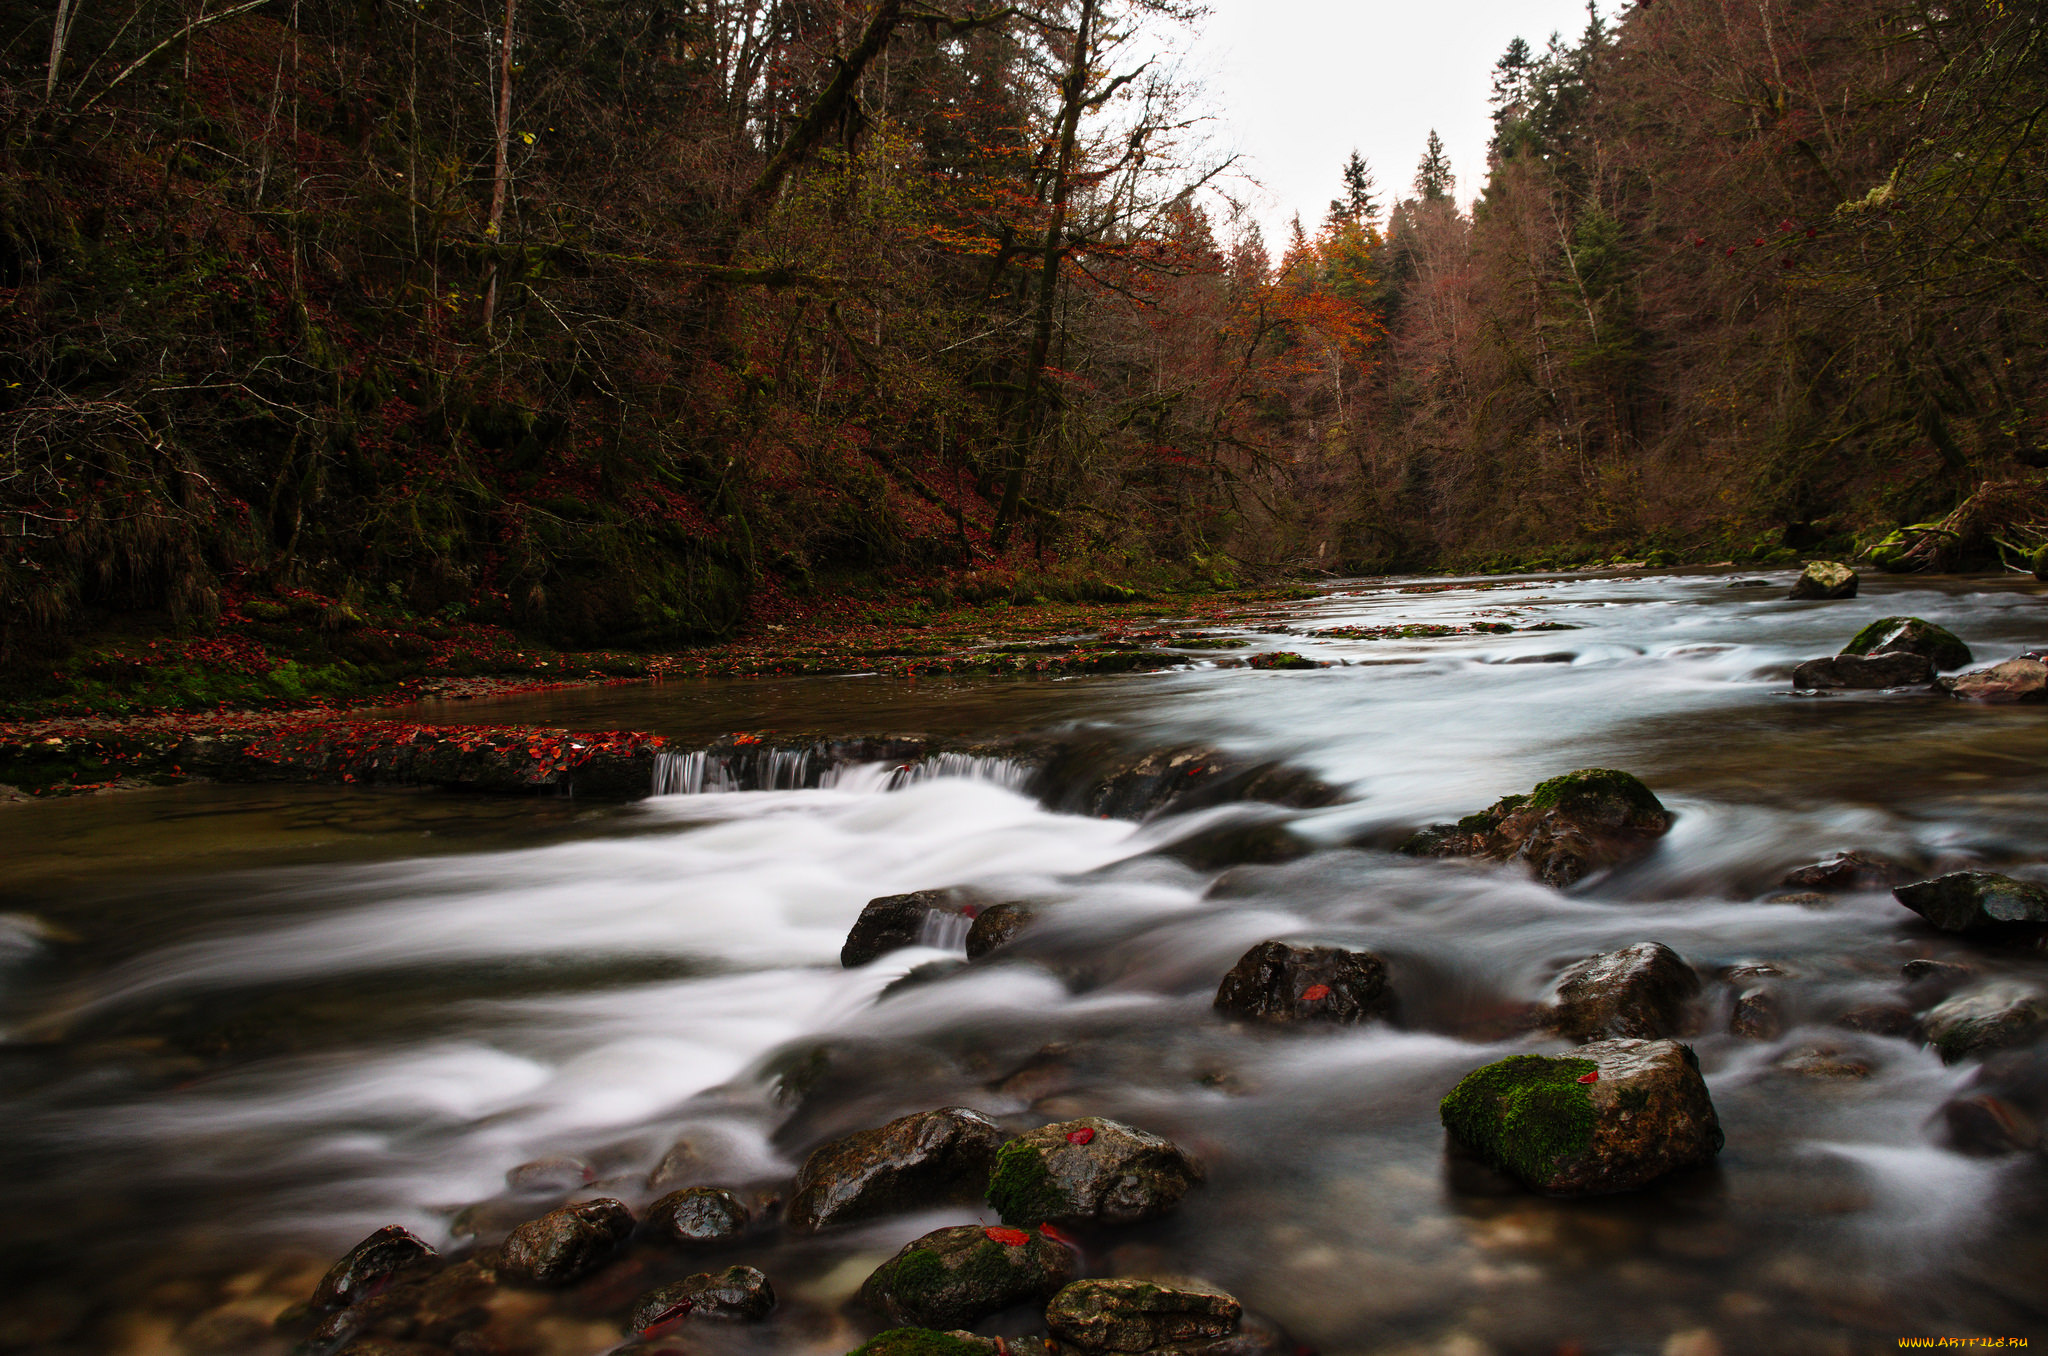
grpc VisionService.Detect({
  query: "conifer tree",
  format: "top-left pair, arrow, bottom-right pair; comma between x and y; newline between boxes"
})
1413,129 -> 1454,201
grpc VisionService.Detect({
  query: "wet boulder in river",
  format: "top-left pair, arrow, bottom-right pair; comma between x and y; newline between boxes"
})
1937,1043 -> 2048,1155
1840,616 -> 1972,670
1942,657 -> 2048,703
627,1265 -> 775,1329
1044,1277 -> 1242,1355
1789,560 -> 1858,599
966,902 -> 1036,959
1790,652 -> 1935,690
848,1332 -> 1004,1356
858,1223 -> 1074,1330
786,1106 -> 1003,1234
986,1116 -> 1203,1227
647,1186 -> 749,1243
500,1198 -> 633,1285
1439,1039 -> 1723,1194
310,1226 -> 439,1310
1895,871 -> 2048,934
843,890 -> 976,966
1923,983 -> 2048,1064
1212,940 -> 1393,1025
1783,850 -> 1906,891
1549,942 -> 1700,1041
1398,768 -> 1673,888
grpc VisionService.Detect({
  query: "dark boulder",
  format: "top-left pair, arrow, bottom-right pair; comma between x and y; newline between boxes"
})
1399,769 -> 1672,888
1788,561 -> 1858,599
1549,942 -> 1700,1042
1044,1277 -> 1242,1355
1943,657 -> 2048,703
310,1226 -> 440,1310
858,1224 -> 1074,1331
1155,816 -> 1311,871
1212,940 -> 1393,1025
646,1187 -> 749,1244
306,1256 -> 502,1351
1841,616 -> 1972,670
844,891 -> 973,967
1895,872 -> 2048,934
1783,850 -> 1906,891
986,1117 -> 1202,1228
966,902 -> 1037,959
1439,1038 -> 1723,1194
1729,987 -> 1782,1041
1936,1044 -> 2048,1156
848,1332 -> 1004,1356
1791,653 -> 1935,690
501,1199 -> 633,1285
1923,984 -> 2048,1064
786,1106 -> 1003,1234
627,1266 -> 775,1330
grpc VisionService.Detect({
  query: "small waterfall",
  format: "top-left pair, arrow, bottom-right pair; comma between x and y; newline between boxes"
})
762,748 -> 811,790
654,746 -> 1030,797
916,908 -> 972,952
651,750 -> 710,796
889,753 -> 1034,792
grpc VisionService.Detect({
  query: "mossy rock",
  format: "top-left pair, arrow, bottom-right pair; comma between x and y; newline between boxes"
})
846,1331 -> 999,1356
986,1117 -> 1202,1227
1440,1053 -> 1600,1186
857,1224 -> 1073,1330
1789,560 -> 1858,599
1841,616 -> 1972,671
1400,770 -> 1671,888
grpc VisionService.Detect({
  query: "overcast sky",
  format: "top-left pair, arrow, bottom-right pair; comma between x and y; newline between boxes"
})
1181,0 -> 1620,242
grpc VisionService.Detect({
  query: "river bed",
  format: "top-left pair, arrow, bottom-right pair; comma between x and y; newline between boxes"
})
3,569 -> 2045,1355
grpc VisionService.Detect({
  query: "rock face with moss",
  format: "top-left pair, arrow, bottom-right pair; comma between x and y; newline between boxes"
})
1399,769 -> 1673,888
627,1265 -> 775,1330
1895,872 -> 2048,934
786,1107 -> 1004,1234
500,1198 -> 634,1285
1439,1039 -> 1722,1194
985,1117 -> 1203,1227
1549,943 -> 1700,1042
846,1331 -> 1003,1356
1923,984 -> 2048,1063
1942,657 -> 2048,704
1841,616 -> 1972,670
1044,1277 -> 1242,1354
1789,561 -> 1859,599
1791,652 -> 1936,690
857,1224 -> 1075,1330
1212,941 -> 1393,1025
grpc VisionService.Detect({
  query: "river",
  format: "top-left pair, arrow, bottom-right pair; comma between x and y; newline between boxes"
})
2,569 -> 2044,1355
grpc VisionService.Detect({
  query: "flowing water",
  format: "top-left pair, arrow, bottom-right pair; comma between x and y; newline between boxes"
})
4,569 -> 2048,1356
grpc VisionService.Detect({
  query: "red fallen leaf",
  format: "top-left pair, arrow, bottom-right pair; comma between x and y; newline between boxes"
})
961,905 -> 981,919
640,1294 -> 693,1333
1038,1221 -> 1077,1248
1301,984 -> 1332,1002
1065,1127 -> 1096,1145
1578,1071 -> 1599,1084
984,1226 -> 1031,1247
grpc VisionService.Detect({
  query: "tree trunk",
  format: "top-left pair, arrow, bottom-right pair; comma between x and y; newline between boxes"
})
482,0 -> 516,332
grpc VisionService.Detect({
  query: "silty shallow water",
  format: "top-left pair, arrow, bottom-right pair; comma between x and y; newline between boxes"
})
2,568 -> 2045,1354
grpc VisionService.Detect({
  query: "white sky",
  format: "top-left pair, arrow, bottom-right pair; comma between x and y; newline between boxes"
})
1181,0 -> 1621,242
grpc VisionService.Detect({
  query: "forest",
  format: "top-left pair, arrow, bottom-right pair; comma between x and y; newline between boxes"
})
0,0 -> 2044,664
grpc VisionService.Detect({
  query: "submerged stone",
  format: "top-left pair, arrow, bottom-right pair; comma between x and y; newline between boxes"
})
310,1226 -> 439,1310
1923,984 -> 2048,1064
985,1117 -> 1202,1227
1894,872 -> 2048,934
1439,1038 -> 1722,1194
1840,616 -> 1972,670
1549,942 -> 1700,1042
627,1265 -> 775,1329
786,1106 -> 1003,1234
966,902 -> 1037,959
858,1223 -> 1074,1330
1399,768 -> 1672,888
501,1198 -> 633,1285
1789,561 -> 1858,599
1783,850 -> 1905,891
1212,940 -> 1393,1025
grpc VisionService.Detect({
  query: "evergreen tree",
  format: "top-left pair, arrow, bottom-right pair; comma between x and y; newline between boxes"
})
1413,130 -> 1454,201
1326,149 -> 1379,227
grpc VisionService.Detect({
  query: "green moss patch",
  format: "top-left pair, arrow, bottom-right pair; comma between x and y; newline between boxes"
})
1525,768 -> 1665,819
1440,1053 -> 1599,1185
985,1140 -> 1066,1226
848,1329 -> 991,1356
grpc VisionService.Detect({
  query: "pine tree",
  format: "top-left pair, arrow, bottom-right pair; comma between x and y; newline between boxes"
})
1414,130 -> 1454,202
1327,149 -> 1379,227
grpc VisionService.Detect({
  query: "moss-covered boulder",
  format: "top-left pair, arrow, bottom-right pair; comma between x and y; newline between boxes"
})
646,1187 -> 748,1243
1549,942 -> 1700,1042
1789,560 -> 1858,599
857,1224 -> 1074,1331
1439,1039 -> 1722,1194
1841,616 -> 1972,670
309,1226 -> 439,1310
500,1198 -> 634,1285
986,1117 -> 1202,1227
1044,1277 -> 1242,1354
627,1265 -> 775,1330
786,1106 -> 1003,1235
1942,657 -> 2048,703
1923,984 -> 2048,1064
1790,652 -> 1936,690
1212,940 -> 1393,1025
1399,768 -> 1673,888
847,1331 -> 1002,1356
1895,871 -> 2048,934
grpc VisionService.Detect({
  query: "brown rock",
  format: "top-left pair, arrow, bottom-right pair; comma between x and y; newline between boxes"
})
1550,942 -> 1700,1042
627,1265 -> 775,1330
1400,769 -> 1672,888
785,1106 -> 1003,1234
1045,1277 -> 1242,1354
1943,657 -> 2048,703
1788,561 -> 1858,599
858,1223 -> 1075,1331
1212,940 -> 1393,1025
646,1187 -> 748,1243
1791,653 -> 1934,690
501,1199 -> 633,1285
966,902 -> 1037,959
1837,1004 -> 1919,1038
985,1117 -> 1203,1228
1923,984 -> 2048,1063
1895,871 -> 2048,933
843,890 -> 974,966
310,1226 -> 440,1310
1782,851 -> 1906,891
1729,987 -> 1782,1040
